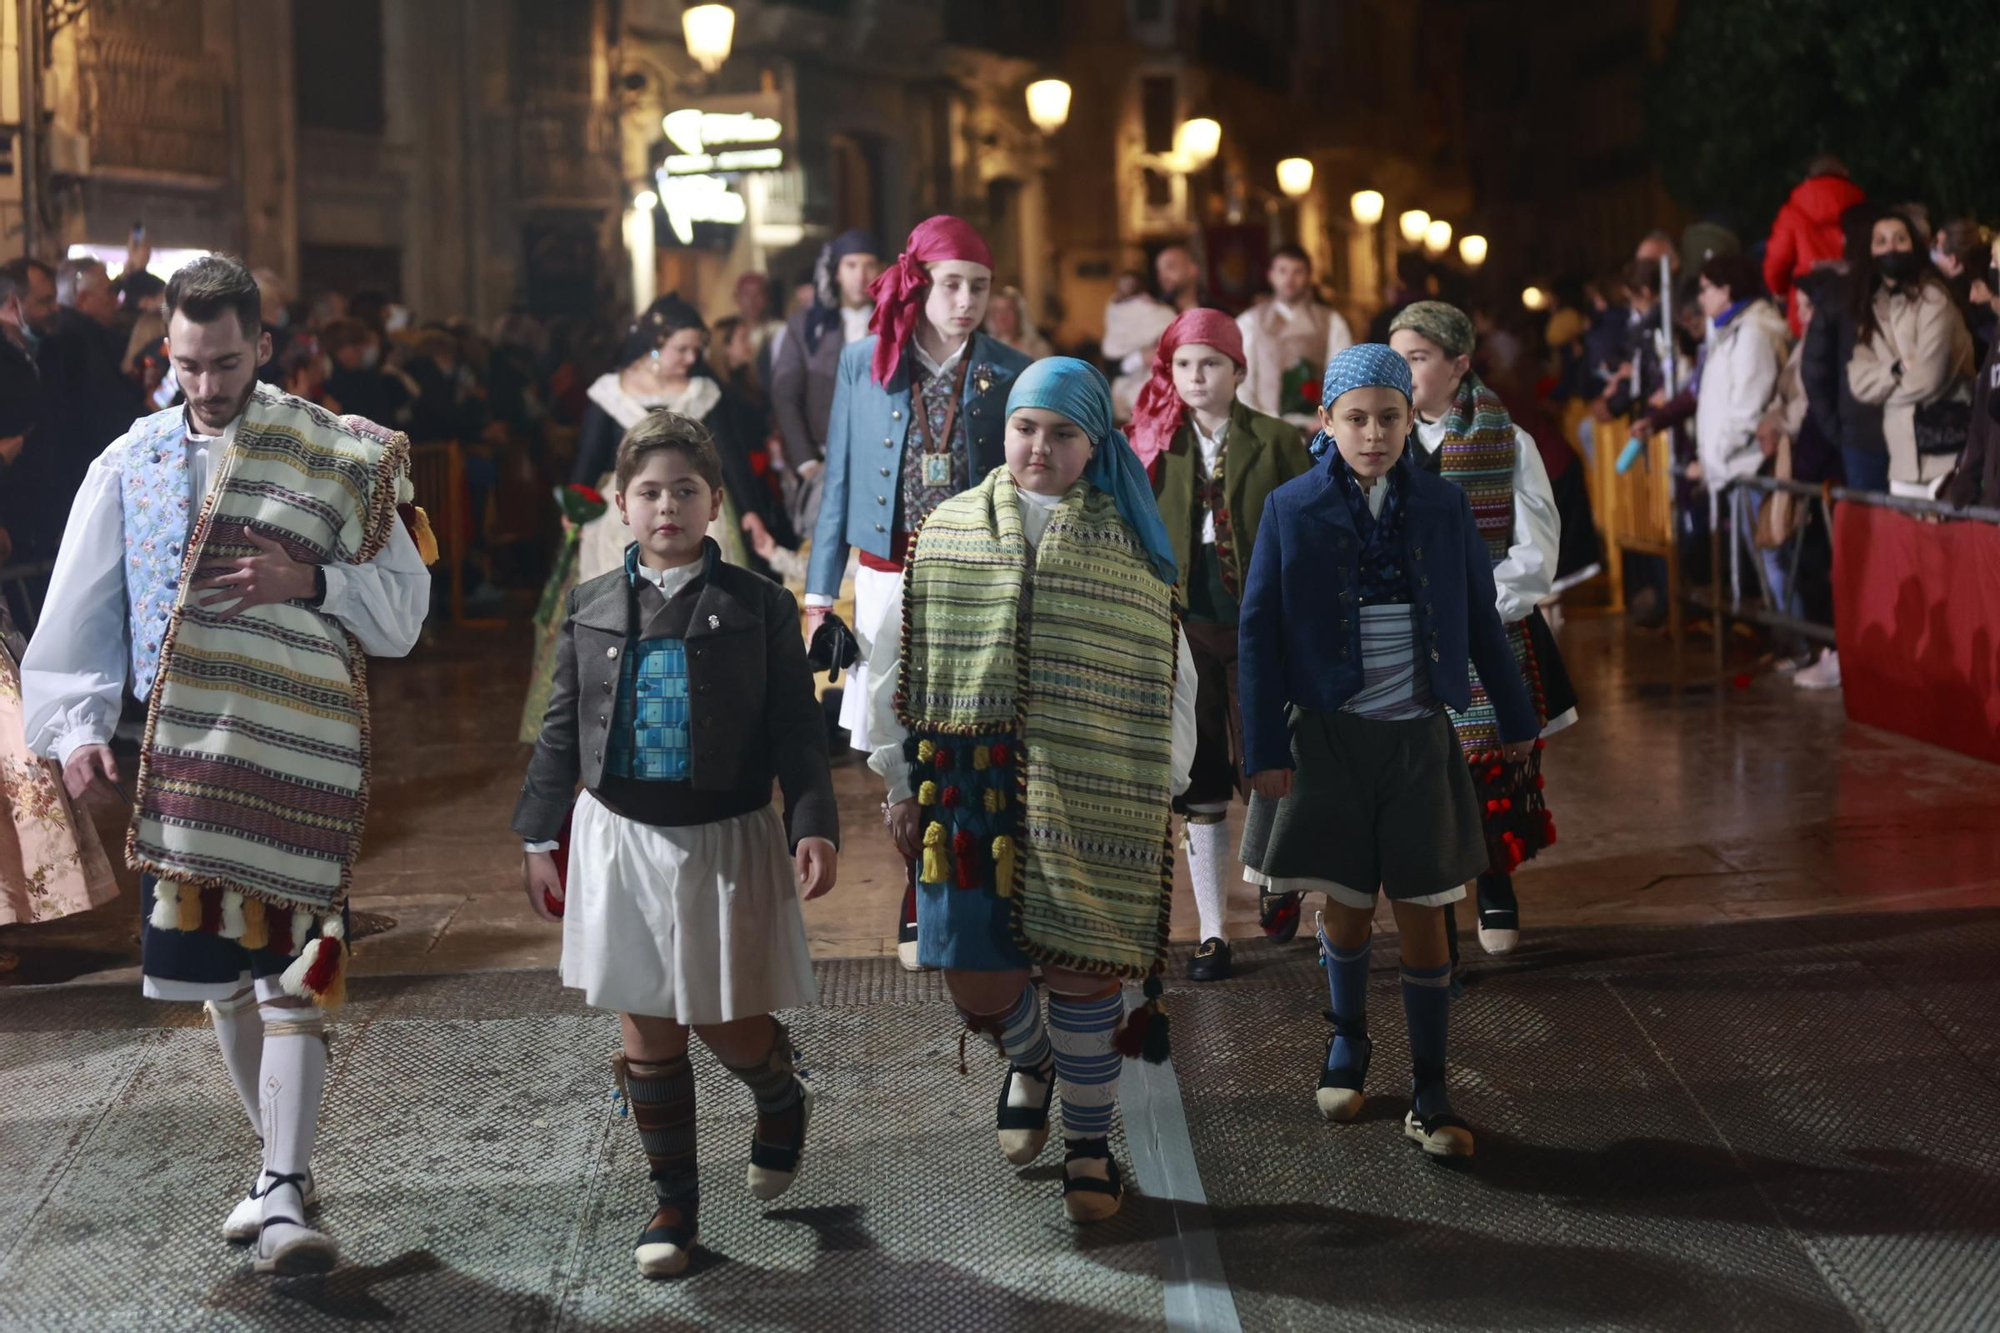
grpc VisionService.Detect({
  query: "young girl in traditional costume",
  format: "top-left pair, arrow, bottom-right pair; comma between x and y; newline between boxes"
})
1131,308 -> 1316,979
515,412 -> 839,1278
1387,302 -> 1577,958
1238,345 -> 1538,1161
866,357 -> 1195,1222
804,215 -> 1033,968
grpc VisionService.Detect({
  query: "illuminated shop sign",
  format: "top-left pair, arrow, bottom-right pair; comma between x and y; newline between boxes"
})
657,108 -> 786,176
655,173 -> 747,245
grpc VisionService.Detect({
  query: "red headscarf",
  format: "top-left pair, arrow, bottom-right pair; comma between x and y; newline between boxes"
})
1127,308 -> 1244,468
865,215 -> 996,386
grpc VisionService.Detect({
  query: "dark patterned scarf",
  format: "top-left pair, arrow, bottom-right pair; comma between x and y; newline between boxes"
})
1336,453 -> 1412,606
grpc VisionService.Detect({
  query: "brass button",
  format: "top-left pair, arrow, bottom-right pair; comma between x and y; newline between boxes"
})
1430,649 -> 1440,661
877,495 -> 887,504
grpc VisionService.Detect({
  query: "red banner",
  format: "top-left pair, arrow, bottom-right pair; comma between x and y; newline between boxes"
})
1833,502 -> 2000,765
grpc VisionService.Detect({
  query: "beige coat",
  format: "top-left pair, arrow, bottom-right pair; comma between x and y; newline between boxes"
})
1847,280 -> 1975,488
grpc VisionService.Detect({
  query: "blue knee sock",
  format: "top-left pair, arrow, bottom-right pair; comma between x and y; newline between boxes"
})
1400,961 -> 1456,1121
1320,930 -> 1371,1088
1047,990 -> 1124,1141
997,984 -> 1052,1073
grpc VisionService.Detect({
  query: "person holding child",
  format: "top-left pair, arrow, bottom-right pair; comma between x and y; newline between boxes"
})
515,410 -> 839,1279
1237,344 -> 1538,1162
867,357 -> 1197,1224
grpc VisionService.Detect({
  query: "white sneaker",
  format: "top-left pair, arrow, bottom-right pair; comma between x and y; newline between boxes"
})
252,1175 -> 339,1275
1794,649 -> 1841,690
1477,925 -> 1521,956
224,1167 -> 316,1243
896,938 -> 922,972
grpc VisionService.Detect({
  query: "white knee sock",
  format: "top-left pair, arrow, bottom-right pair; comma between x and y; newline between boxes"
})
206,989 -> 264,1135
255,992 -> 327,1235
1186,810 -> 1232,942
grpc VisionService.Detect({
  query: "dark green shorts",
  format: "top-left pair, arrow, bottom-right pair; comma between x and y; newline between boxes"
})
1239,707 -> 1487,908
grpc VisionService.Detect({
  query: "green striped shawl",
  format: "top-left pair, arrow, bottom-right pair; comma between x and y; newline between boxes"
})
899,466 -> 1178,977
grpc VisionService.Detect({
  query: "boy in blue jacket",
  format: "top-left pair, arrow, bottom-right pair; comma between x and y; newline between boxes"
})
1237,345 -> 1537,1161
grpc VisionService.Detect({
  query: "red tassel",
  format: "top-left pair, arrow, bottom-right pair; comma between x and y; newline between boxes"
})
1534,738 -> 1546,751
1500,798 -> 1513,812
935,746 -> 953,770
267,907 -> 294,954
1534,774 -> 1546,790
200,887 -> 224,934
1112,1004 -> 1151,1058
991,743 -> 1012,766
941,785 -> 962,808
301,937 -> 340,993
1485,799 -> 1499,815
952,830 -> 978,888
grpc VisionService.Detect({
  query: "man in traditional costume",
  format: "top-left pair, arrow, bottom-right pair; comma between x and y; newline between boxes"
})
804,216 -> 1032,969
769,229 -> 879,536
1236,245 -> 1355,435
22,255 -> 430,1274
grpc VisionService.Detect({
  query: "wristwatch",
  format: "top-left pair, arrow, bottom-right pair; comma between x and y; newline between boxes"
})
306,567 -> 328,608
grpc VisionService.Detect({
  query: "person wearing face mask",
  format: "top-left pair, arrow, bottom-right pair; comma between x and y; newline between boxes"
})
1132,308 -> 1316,977
1238,345 -> 1539,1163
322,318 -> 410,429
769,229 -> 880,536
868,356 -> 1197,1224
803,216 -> 1033,971
1943,237 -> 2000,512
1848,210 -> 1977,500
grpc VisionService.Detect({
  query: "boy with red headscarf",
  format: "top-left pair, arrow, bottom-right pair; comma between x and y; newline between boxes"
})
1134,309 -> 1316,980
804,216 -> 1034,969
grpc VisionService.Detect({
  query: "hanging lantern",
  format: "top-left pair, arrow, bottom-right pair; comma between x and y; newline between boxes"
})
1173,117 -> 1221,170
1350,190 -> 1385,226
1025,79 -> 1072,134
1424,218 -> 1453,255
1398,209 -> 1431,245
1276,158 -> 1314,199
1459,234 -> 1489,268
682,4 -> 736,75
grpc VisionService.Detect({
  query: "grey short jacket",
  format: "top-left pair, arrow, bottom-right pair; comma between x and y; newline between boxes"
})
512,540 -> 838,849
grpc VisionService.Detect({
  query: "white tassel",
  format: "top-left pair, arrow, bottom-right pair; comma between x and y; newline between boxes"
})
149,881 -> 181,931
219,890 -> 246,940
290,909 -> 312,953
322,913 -> 346,943
278,940 -> 318,999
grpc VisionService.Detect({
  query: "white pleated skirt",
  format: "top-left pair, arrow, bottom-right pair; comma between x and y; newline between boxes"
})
562,791 -> 818,1024
835,563 -> 903,753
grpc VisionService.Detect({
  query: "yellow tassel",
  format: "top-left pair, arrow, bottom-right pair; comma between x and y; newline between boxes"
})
983,788 -> 1008,813
992,836 -> 1016,898
176,883 -> 204,932
917,780 -> 939,807
410,505 -> 440,566
240,897 -> 269,951
919,821 -> 948,886
972,745 -> 990,771
916,739 -> 935,763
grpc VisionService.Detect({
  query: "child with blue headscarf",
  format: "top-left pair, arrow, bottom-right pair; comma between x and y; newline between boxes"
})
866,356 -> 1197,1224
1237,344 -> 1539,1162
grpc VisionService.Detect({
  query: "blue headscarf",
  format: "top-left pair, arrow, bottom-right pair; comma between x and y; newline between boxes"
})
1306,342 -> 1416,461
1005,357 -> 1178,586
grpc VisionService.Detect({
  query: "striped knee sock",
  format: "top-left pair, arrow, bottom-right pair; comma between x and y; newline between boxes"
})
1321,931 -> 1371,1088
718,1024 -> 803,1116
1399,961 -> 1456,1121
996,984 -> 1053,1071
1048,990 -> 1125,1142
617,1053 -> 699,1207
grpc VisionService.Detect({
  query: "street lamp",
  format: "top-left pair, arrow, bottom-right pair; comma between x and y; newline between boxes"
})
1398,209 -> 1431,246
1276,157 -> 1314,199
1423,218 -> 1452,255
682,4 -> 735,74
633,189 -> 659,212
1025,78 -> 1072,134
1459,234 -> 1488,268
1521,285 -> 1548,311
1173,117 -> 1221,170
1350,190 -> 1384,226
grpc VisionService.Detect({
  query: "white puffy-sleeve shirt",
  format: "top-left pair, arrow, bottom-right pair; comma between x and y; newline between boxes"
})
21,422 -> 431,765
1412,418 -> 1560,625
867,487 -> 1199,804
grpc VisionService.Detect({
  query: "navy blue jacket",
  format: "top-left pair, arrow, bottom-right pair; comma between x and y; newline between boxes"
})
1238,451 -> 1540,775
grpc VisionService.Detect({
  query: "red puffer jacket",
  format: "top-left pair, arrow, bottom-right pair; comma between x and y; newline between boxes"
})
1764,174 -> 1867,332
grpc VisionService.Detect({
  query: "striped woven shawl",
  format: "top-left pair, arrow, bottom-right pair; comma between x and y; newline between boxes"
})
130,392 -> 406,936
898,467 -> 1178,977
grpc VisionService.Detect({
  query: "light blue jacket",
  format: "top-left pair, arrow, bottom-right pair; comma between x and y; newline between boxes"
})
806,332 -> 1033,598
